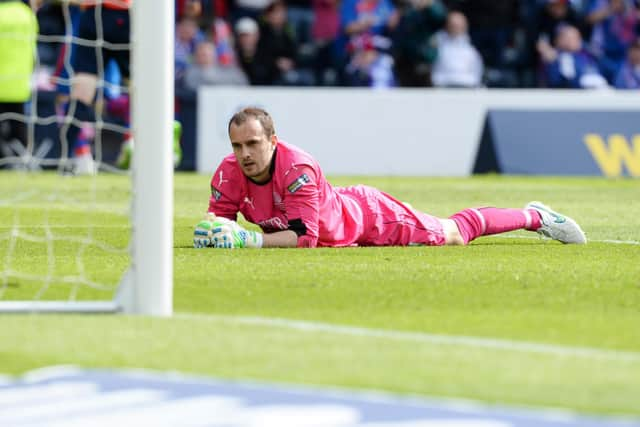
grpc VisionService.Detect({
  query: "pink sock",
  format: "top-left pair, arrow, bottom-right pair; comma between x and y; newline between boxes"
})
450,207 -> 542,244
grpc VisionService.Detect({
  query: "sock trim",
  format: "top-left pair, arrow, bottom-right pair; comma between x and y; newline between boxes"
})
469,208 -> 487,235
523,209 -> 532,229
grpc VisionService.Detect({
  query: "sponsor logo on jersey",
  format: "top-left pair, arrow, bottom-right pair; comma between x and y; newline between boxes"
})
243,196 -> 255,210
287,173 -> 310,193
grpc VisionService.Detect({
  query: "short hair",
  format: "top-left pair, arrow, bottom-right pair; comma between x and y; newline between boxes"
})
228,107 -> 275,139
235,17 -> 258,35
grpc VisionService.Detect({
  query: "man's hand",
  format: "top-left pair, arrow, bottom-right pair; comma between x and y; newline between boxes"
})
211,218 -> 263,248
193,214 -> 263,249
193,214 -> 217,248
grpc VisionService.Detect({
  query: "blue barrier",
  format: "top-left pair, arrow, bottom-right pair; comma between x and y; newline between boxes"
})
474,110 -> 640,177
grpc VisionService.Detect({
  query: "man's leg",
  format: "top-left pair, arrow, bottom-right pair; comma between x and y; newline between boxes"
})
449,204 -> 586,244
61,7 -> 100,174
338,185 -> 448,246
0,102 -> 27,145
0,102 -> 27,167
439,218 -> 466,245
450,207 -> 541,245
62,74 -> 97,174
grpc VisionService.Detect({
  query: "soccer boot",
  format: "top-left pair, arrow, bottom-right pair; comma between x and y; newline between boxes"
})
73,152 -> 97,175
525,201 -> 587,244
116,137 -> 133,170
173,120 -> 182,169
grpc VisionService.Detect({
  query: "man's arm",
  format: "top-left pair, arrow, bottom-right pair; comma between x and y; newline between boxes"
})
195,218 -> 297,249
208,162 -> 242,221
262,230 -> 298,248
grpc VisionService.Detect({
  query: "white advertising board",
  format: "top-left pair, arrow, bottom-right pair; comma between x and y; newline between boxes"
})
197,87 -> 639,176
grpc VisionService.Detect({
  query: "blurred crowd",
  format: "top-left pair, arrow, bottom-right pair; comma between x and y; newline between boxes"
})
1,0 -> 637,172
27,0 -> 640,90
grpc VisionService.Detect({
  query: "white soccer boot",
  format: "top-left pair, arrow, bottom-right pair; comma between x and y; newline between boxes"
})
525,201 -> 587,244
73,152 -> 96,175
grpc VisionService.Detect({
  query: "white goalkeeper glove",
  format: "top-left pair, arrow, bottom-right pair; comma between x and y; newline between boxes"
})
193,214 -> 263,249
193,213 -> 217,248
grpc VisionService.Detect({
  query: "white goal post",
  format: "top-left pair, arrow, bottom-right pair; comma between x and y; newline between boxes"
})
125,0 -> 174,316
0,0 -> 173,316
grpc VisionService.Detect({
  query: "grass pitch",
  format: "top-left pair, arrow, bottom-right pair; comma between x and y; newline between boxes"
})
0,172 -> 639,416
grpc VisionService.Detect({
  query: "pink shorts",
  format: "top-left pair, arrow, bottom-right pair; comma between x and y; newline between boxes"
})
337,185 -> 446,246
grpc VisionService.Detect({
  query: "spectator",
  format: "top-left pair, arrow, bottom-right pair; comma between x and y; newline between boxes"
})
535,0 -> 587,43
432,11 -> 484,87
182,40 -> 249,91
392,0 -> 447,87
340,0 -> 398,86
585,0 -> 640,83
344,34 -> 396,87
232,0 -> 273,22
311,0 -> 341,84
254,0 -> 314,85
613,36 -> 640,88
538,23 -> 609,87
60,0 -> 132,175
286,0 -> 315,45
176,0 -> 230,30
341,0 -> 399,40
33,2 -> 65,74
176,0 -> 203,21
313,0 -> 340,43
211,18 -> 237,66
175,17 -> 206,82
234,17 -> 261,84
0,0 -> 38,166
447,0 -> 521,87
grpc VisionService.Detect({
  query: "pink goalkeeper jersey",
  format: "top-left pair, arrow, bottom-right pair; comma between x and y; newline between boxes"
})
208,140 -> 444,248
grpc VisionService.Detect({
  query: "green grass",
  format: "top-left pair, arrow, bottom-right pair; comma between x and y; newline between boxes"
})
1,172 -> 639,416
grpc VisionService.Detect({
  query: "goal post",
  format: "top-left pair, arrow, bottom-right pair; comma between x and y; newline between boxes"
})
127,0 -> 174,316
0,0 -> 174,316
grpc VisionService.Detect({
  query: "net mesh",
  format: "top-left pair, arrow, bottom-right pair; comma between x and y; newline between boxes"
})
0,1 -> 131,305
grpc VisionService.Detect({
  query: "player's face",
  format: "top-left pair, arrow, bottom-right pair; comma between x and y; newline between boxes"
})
229,118 -> 277,183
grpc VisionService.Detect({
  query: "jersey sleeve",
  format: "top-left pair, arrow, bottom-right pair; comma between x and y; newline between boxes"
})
282,165 -> 320,248
208,161 -> 241,221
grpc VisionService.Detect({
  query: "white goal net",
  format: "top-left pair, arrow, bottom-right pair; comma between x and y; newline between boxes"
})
0,0 -> 173,315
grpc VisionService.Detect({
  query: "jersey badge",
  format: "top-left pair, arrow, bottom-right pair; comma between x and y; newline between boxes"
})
211,186 -> 222,201
287,173 -> 310,193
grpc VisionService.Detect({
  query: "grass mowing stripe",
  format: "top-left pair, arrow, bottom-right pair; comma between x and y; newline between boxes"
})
2,314 -> 639,415
177,313 -> 640,363
2,174 -> 638,415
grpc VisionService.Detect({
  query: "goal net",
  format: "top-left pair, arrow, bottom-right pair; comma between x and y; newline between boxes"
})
0,0 -> 173,315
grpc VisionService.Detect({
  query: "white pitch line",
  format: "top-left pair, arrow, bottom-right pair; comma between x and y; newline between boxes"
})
177,313 -> 640,363
598,239 -> 640,245
493,234 -> 640,245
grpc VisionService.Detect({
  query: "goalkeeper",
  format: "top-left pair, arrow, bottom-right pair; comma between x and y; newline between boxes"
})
194,107 -> 586,249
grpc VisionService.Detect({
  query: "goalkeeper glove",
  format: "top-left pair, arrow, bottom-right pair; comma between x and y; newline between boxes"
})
193,214 -> 263,249
193,215 -> 216,248
210,218 -> 263,249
